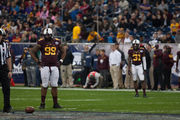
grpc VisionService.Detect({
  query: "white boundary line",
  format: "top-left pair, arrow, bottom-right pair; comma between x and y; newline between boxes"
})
0,87 -> 180,93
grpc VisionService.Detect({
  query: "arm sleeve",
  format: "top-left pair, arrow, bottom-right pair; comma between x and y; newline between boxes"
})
142,56 -> 147,70
92,75 -> 100,88
84,77 -> 90,87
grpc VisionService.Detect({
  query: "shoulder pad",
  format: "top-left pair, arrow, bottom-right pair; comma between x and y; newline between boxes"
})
169,54 -> 173,58
38,38 -> 43,42
128,49 -> 133,54
4,40 -> 9,43
54,38 -> 61,41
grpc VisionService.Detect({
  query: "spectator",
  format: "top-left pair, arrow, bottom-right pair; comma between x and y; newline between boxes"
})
66,19 -> 74,33
116,28 -> 125,44
111,17 -> 119,32
98,49 -> 109,88
69,2 -> 80,21
29,32 -> 37,42
25,0 -> 34,14
113,1 -> 121,17
156,0 -> 168,12
101,18 -> 110,32
107,32 -> 116,43
80,0 -> 89,15
124,31 -> 131,44
0,0 -> 178,44
40,6 -> 49,23
149,32 -> 160,46
175,29 -> 180,43
119,0 -> 129,11
72,22 -> 81,43
170,19 -> 179,34
65,0 -> 75,12
87,31 -> 103,43
139,0 -> 151,14
165,33 -> 175,43
101,4 -> 111,18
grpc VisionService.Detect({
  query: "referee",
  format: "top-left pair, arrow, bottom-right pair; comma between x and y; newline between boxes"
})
0,28 -> 13,113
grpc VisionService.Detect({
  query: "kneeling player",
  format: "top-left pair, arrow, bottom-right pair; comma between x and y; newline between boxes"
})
83,71 -> 102,89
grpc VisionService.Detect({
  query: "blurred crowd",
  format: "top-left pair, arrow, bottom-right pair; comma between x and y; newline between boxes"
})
0,0 -> 179,44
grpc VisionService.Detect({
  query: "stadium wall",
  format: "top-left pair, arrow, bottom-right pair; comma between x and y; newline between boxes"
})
11,43 -> 179,83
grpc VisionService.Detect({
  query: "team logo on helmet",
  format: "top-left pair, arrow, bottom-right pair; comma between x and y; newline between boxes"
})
132,39 -> 140,50
43,28 -> 53,35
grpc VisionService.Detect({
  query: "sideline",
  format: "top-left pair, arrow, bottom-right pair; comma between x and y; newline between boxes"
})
1,87 -> 180,93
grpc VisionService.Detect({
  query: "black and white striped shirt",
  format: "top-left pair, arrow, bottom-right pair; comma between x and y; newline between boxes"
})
0,41 -> 11,66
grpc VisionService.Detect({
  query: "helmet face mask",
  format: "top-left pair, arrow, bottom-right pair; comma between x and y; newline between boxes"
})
132,39 -> 140,50
43,28 -> 53,40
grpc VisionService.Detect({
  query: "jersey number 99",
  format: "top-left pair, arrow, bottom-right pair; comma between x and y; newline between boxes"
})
45,47 -> 56,55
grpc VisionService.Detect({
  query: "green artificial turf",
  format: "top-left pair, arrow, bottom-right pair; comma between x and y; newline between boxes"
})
0,87 -> 180,114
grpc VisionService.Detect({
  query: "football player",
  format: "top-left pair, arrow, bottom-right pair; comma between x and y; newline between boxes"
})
175,45 -> 180,90
128,39 -> 147,97
30,28 -> 66,109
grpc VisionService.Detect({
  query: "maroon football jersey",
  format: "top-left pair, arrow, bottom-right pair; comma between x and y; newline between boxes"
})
128,46 -> 145,65
38,38 -> 61,66
153,49 -> 163,68
162,52 -> 173,69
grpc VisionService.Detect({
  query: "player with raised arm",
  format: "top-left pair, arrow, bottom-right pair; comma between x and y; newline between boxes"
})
30,28 -> 66,109
128,39 -> 147,97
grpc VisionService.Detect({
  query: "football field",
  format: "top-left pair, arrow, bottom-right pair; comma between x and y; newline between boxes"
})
0,87 -> 180,119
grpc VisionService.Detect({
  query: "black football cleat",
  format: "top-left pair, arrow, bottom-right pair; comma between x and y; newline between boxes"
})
143,94 -> 147,98
53,103 -> 62,108
3,106 -> 14,113
134,94 -> 139,97
39,103 -> 45,109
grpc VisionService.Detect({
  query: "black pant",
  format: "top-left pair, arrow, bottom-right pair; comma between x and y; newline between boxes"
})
82,66 -> 91,85
153,67 -> 164,90
163,69 -> 172,89
0,65 -> 11,111
23,69 -> 28,86
99,70 -> 109,88
145,69 -> 151,89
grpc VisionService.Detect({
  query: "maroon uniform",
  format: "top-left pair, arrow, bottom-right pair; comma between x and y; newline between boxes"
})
162,52 -> 174,70
38,38 -> 61,66
153,49 -> 163,68
128,46 -> 145,65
